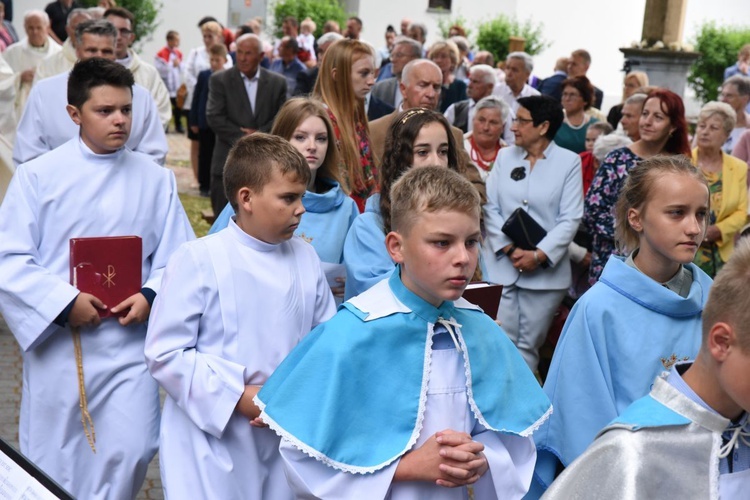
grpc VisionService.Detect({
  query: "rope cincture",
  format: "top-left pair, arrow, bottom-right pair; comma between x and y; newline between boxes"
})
72,327 -> 96,453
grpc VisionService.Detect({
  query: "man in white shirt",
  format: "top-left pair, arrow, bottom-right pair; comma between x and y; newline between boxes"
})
14,19 -> 168,166
444,64 -> 497,133
105,6 -> 171,129
493,51 -> 540,114
2,10 -> 61,136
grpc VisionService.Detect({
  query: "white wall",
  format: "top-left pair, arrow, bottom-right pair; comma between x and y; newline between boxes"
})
12,0 -> 750,115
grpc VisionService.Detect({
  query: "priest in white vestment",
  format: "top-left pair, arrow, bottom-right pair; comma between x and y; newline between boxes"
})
105,7 -> 171,129
33,7 -> 91,83
3,10 -> 61,125
14,19 -> 167,166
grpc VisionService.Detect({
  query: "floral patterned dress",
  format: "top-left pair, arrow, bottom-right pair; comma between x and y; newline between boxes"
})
584,147 -> 642,283
327,109 -> 377,213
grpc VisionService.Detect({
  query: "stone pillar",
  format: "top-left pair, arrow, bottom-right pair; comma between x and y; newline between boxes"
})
641,0 -> 688,46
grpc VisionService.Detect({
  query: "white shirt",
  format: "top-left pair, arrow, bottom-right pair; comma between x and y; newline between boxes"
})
241,71 -> 260,114
492,82 -> 540,114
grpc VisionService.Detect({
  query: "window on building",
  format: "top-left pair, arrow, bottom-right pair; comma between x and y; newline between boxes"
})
428,0 -> 451,11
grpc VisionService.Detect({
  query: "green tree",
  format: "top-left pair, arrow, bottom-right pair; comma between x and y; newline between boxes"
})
272,0 -> 347,39
81,0 -> 161,47
437,15 -> 472,40
687,21 -> 750,103
475,14 -> 549,64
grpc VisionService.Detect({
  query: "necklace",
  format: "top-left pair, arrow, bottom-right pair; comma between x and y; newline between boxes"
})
469,136 -> 501,172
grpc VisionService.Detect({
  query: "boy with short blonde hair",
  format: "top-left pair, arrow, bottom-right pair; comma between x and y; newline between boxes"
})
543,239 -> 750,499
145,133 -> 335,498
258,166 -> 551,498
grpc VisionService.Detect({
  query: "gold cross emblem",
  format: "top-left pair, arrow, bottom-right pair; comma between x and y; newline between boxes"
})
103,265 -> 116,288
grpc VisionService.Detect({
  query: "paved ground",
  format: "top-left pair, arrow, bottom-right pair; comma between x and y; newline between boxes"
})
0,131 -> 195,499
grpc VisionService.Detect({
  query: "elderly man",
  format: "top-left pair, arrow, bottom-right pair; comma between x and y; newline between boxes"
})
34,7 -> 91,82
368,59 -> 464,164
105,7 -> 171,129
206,34 -> 287,215
444,64 -> 496,133
371,36 -> 421,108
407,22 -> 427,55
294,31 -> 342,96
720,75 -> 750,153
14,19 -> 167,166
3,10 -> 61,126
493,51 -> 539,114
567,49 -> 603,109
270,36 -> 305,98
537,57 -> 568,101
620,92 -> 647,141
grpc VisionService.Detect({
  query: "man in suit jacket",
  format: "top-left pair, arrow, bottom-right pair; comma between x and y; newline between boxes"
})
206,34 -> 287,215
369,59 -> 464,165
536,57 -> 568,102
370,36 -> 421,109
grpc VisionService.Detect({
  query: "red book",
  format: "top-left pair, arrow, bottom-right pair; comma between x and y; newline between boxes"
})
462,282 -> 503,319
69,236 -> 142,318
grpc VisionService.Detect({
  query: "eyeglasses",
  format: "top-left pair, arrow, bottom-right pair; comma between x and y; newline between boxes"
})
511,117 -> 534,125
561,92 -> 581,100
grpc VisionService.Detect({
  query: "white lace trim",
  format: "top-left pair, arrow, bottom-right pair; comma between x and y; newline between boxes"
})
458,318 -> 553,436
254,326 -> 435,475
710,433 -> 721,499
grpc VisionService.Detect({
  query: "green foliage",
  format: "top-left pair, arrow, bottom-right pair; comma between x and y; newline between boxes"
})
272,0 -> 348,39
80,0 -> 161,46
437,15 -> 472,40
475,14 -> 549,64
687,21 -> 750,103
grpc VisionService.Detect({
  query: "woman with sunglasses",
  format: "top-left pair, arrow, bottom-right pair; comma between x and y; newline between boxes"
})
483,95 -> 583,374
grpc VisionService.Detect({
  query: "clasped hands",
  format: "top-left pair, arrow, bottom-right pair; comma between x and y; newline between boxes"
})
395,429 -> 489,488
506,246 -> 545,273
69,292 -> 151,328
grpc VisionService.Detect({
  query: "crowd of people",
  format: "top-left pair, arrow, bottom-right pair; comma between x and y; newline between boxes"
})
1,1 -> 750,499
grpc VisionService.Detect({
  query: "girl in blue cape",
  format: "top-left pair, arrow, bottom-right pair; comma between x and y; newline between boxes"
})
532,155 -> 713,494
210,98 -> 358,300
343,108 -> 480,299
257,166 -> 551,499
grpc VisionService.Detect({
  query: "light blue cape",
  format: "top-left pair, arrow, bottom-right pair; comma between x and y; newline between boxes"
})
257,270 -> 551,473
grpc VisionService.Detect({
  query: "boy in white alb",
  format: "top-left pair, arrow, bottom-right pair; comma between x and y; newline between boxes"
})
257,167 -> 551,499
0,58 -> 194,499
145,134 -> 336,498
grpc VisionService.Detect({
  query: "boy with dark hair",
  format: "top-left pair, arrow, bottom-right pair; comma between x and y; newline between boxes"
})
257,166 -> 551,498
543,239 -> 750,499
0,57 -> 194,499
145,133 -> 336,498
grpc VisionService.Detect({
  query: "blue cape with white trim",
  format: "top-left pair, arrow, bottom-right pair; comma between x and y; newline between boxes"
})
257,270 -> 551,473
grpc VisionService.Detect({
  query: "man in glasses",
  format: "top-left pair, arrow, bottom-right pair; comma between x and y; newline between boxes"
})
105,6 -> 171,129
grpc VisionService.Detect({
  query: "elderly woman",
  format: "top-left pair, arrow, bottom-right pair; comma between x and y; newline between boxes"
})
692,101 -> 748,276
428,40 -> 467,112
720,75 -> 750,153
607,71 -> 649,128
464,95 -> 510,180
554,75 -> 599,154
484,95 -> 583,372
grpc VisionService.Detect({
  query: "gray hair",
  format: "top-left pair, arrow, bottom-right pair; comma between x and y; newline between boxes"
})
317,31 -> 343,47
66,7 -> 91,26
24,9 -> 50,25
624,92 -> 648,107
699,101 -> 737,135
593,134 -> 632,163
470,64 -> 497,85
474,95 -> 511,123
87,6 -> 105,19
507,51 -> 533,73
75,19 -> 117,45
236,33 -> 262,52
724,75 -> 750,97
401,59 -> 440,86
393,36 -> 422,58
450,35 -> 469,54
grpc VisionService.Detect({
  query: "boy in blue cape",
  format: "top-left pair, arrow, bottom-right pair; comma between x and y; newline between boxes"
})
543,240 -> 750,499
257,166 -> 551,499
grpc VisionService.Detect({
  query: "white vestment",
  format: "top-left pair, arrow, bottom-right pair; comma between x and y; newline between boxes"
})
0,138 -> 195,499
3,37 -> 61,124
33,37 -> 76,83
145,220 -> 336,499
124,50 -> 172,129
13,71 -> 168,166
279,335 -> 536,500
0,55 -> 16,140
